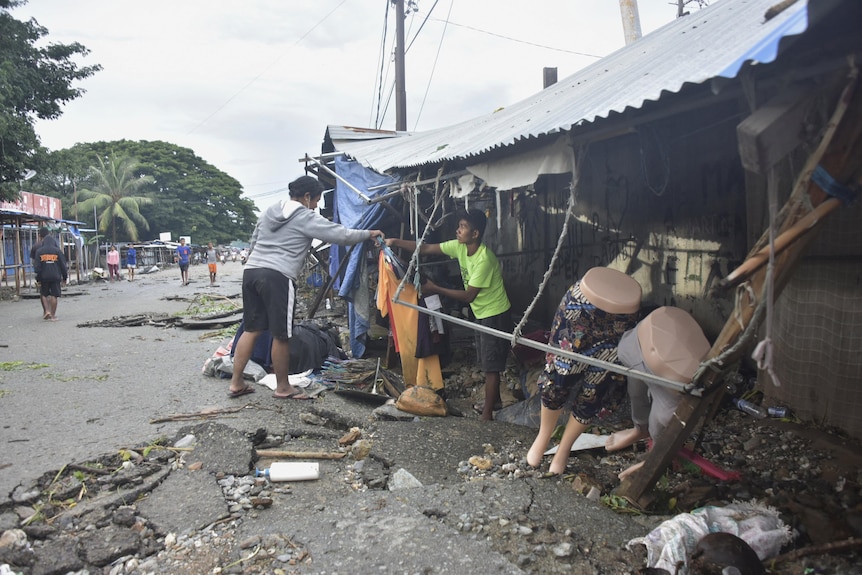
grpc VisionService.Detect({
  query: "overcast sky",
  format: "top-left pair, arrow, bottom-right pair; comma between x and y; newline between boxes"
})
14,0 -> 690,212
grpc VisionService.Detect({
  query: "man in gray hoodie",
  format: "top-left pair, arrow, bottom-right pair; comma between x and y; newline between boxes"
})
228,175 -> 384,399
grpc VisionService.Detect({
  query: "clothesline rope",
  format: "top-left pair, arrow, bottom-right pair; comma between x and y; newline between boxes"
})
512,140 -> 584,346
391,167 -> 448,303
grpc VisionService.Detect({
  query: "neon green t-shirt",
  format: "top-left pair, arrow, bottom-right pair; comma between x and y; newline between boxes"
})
439,240 -> 510,319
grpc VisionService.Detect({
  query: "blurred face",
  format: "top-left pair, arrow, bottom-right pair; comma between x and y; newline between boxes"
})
302,193 -> 321,210
455,219 -> 477,244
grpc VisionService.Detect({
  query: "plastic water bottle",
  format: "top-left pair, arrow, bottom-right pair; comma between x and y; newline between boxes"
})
255,461 -> 320,482
733,398 -> 766,419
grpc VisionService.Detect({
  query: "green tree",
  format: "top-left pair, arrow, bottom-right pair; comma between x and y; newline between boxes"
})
44,140 -> 257,244
0,0 -> 101,201
77,154 -> 154,243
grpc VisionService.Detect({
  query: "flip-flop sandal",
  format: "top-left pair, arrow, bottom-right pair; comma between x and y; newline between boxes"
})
472,401 -> 503,414
228,385 -> 256,398
273,391 -> 312,400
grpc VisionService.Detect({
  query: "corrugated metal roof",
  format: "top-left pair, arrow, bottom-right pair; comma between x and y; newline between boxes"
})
336,0 -> 810,173
325,125 -> 403,142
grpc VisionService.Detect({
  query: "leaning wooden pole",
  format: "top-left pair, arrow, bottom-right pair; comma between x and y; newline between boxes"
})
617,62 -> 862,508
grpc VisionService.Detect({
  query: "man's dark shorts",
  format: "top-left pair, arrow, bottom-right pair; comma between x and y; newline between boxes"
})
242,267 -> 296,340
39,280 -> 62,298
475,309 -> 512,373
179,262 -> 189,272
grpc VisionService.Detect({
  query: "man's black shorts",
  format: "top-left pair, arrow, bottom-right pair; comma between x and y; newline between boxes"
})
241,267 -> 296,340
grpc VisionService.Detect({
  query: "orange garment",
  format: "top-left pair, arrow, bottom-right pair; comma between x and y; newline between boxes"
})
376,251 -> 443,390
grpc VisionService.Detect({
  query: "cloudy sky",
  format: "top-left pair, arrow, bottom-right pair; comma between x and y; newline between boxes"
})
14,0 -> 691,211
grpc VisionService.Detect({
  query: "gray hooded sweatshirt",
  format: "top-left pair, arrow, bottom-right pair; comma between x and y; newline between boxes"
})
245,199 -> 371,281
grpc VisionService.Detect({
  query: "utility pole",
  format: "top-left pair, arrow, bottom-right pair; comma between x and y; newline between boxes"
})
394,0 -> 407,131
618,0 -> 643,45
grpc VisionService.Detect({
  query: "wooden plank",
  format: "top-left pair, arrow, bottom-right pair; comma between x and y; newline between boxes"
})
737,82 -> 818,174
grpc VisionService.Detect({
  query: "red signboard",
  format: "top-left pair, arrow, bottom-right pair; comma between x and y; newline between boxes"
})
0,191 -> 63,220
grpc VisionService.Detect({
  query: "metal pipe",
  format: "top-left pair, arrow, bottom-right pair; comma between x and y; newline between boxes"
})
304,155 -> 371,202
389,297 -> 701,396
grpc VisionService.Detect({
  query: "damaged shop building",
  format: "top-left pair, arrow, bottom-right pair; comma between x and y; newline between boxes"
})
309,0 -> 861,504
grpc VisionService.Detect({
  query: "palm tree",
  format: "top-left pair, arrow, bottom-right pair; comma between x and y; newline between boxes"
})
77,154 -> 154,243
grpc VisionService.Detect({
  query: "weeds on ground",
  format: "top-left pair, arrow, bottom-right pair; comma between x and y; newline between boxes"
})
183,294 -> 240,317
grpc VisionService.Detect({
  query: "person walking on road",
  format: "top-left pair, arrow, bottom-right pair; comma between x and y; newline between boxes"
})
126,245 -> 137,281
228,175 -> 385,400
206,242 -> 218,286
175,238 -> 191,286
33,233 -> 68,321
30,227 -> 50,317
106,245 -> 120,282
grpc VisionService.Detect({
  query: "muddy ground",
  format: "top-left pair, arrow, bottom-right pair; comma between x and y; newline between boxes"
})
0,261 -> 860,574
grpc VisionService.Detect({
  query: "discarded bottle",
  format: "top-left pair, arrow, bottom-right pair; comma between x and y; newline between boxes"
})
255,461 -> 320,482
732,398 -> 766,419
325,298 -> 332,310
767,406 -> 788,418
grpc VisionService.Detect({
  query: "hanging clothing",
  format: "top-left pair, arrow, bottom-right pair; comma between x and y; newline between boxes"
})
376,251 -> 443,390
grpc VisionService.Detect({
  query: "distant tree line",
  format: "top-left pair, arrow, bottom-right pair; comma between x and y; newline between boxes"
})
31,141 -> 258,245
1,2 -> 257,244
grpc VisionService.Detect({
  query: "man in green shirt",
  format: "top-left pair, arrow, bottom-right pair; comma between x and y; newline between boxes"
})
387,209 -> 511,420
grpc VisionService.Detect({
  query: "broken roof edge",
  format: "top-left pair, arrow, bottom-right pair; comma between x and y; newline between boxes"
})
334,0 -> 816,174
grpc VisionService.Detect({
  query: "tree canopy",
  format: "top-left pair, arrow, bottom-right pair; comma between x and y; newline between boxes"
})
0,0 -> 101,201
77,154 -> 154,243
32,140 -> 258,245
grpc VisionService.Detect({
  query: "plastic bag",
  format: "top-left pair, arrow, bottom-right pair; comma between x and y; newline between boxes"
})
627,500 -> 793,574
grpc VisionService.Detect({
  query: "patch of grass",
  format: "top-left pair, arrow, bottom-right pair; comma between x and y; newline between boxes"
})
43,373 -> 109,382
0,361 -> 49,371
183,294 -> 240,317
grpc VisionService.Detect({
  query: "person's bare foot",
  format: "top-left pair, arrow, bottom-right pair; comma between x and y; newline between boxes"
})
526,445 -> 545,468
605,427 -> 650,452
618,460 -> 645,480
548,460 -> 568,476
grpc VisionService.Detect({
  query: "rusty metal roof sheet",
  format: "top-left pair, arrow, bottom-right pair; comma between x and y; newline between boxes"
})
336,0 -> 810,173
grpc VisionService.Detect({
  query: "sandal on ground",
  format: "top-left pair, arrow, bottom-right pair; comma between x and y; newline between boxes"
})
273,391 -> 312,400
228,385 -> 256,398
472,401 -> 503,414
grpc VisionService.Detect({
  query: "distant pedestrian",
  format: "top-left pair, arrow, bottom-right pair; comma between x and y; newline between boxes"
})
106,245 -> 120,282
34,233 -> 68,321
30,227 -> 50,316
206,242 -> 218,286
176,238 -> 191,285
126,245 -> 137,281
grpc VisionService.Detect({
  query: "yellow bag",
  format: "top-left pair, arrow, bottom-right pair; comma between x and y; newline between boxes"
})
395,386 -> 447,417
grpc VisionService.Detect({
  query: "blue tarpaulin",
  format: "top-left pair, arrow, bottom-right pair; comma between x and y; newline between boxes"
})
330,157 -> 397,357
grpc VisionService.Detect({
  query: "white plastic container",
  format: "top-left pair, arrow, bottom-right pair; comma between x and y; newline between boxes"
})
256,461 -> 320,482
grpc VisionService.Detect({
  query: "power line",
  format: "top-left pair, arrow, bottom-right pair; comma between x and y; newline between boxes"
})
188,0 -> 351,136
413,0 -> 450,131
245,186 -> 290,199
428,17 -> 604,59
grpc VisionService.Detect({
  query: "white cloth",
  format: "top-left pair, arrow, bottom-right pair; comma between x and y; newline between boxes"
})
466,135 -> 573,191
627,500 -> 793,574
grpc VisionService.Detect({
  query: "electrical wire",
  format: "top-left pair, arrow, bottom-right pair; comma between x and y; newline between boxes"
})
428,17 -> 604,60
188,0 -> 350,136
371,0 -> 391,129
413,0 -> 450,131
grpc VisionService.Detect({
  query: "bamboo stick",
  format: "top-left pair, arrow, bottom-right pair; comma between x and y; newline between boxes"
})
255,449 -> 347,460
